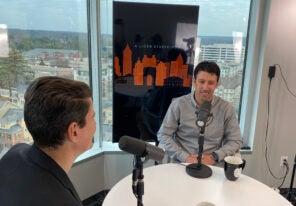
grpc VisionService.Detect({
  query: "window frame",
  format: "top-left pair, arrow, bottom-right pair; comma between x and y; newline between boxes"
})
238,0 -> 269,150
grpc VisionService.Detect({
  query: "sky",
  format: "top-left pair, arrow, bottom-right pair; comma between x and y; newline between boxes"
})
0,0 -> 251,36
103,0 -> 251,36
0,0 -> 87,32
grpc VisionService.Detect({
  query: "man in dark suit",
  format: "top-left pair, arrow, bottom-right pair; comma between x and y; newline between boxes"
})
0,76 -> 96,206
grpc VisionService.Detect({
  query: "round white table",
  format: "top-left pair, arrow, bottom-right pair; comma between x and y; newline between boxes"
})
103,163 -> 292,206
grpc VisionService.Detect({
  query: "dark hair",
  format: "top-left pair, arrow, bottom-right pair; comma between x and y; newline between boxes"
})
194,61 -> 220,82
24,76 -> 92,148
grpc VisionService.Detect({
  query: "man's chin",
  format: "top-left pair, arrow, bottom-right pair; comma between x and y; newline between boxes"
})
201,95 -> 210,100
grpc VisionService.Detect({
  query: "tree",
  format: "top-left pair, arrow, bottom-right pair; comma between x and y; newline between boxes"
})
0,48 -> 34,97
39,58 -> 46,65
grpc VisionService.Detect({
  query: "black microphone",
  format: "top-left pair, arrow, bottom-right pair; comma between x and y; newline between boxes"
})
119,136 -> 165,162
186,101 -> 212,179
196,101 -> 212,127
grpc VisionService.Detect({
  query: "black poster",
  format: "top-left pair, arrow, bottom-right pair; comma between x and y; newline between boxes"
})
113,2 -> 199,142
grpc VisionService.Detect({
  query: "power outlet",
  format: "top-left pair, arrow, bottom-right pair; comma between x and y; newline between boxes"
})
280,156 -> 288,167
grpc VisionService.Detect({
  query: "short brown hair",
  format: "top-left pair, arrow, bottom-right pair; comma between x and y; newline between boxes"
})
24,76 -> 92,148
194,61 -> 221,82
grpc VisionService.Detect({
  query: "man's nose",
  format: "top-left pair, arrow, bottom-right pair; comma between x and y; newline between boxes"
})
202,83 -> 210,90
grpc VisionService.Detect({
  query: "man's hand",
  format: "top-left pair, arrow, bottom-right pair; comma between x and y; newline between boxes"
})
185,154 -> 215,165
185,155 -> 198,163
201,154 -> 215,165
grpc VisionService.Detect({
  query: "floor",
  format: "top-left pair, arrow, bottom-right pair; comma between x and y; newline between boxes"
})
280,188 -> 296,206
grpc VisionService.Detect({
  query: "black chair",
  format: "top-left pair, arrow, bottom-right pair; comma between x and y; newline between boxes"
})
136,86 -> 191,164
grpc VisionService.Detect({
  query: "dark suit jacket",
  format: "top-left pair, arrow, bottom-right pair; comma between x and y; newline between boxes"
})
0,143 -> 83,206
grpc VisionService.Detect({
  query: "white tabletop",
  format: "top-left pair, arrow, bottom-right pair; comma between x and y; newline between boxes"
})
103,163 -> 292,206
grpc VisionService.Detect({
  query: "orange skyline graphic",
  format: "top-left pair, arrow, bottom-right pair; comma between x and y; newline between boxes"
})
114,44 -> 192,87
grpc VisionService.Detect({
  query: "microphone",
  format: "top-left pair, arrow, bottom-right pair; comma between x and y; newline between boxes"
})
196,101 -> 212,127
119,136 -> 165,162
186,101 -> 212,178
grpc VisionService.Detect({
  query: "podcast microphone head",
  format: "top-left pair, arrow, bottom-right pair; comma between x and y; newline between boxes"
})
119,135 -> 165,162
197,101 -> 212,127
119,136 -> 146,156
201,100 -> 211,111
145,143 -> 165,162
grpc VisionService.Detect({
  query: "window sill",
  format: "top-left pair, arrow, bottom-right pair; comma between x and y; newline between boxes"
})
74,141 -> 252,164
74,141 -> 122,164
240,147 -> 252,154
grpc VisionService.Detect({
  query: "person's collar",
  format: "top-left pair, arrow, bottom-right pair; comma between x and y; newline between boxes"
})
28,144 -> 81,201
211,95 -> 217,105
190,92 -> 198,109
191,91 -> 215,108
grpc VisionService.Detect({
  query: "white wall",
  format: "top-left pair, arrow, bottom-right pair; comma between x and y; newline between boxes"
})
242,0 -> 296,188
68,154 -> 105,200
69,152 -> 155,200
69,0 -> 296,200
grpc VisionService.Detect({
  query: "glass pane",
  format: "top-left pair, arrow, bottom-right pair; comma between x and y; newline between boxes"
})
99,0 -> 251,142
0,0 -> 90,158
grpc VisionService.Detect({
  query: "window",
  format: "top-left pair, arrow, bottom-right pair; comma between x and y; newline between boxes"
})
0,0 -> 95,159
0,0 -> 256,159
99,0 -> 252,148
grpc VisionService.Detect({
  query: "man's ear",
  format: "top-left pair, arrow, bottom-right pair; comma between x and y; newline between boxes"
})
67,122 -> 79,143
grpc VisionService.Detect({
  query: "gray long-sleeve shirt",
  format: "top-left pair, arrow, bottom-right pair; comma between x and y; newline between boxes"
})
157,92 -> 243,163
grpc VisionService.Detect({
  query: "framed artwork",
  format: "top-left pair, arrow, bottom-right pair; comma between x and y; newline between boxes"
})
113,2 -> 199,142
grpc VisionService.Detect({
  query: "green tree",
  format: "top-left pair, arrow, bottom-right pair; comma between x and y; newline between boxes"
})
39,58 -> 46,65
0,48 -> 34,97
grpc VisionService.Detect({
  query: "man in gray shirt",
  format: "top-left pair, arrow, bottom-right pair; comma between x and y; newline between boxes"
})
157,61 -> 243,164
